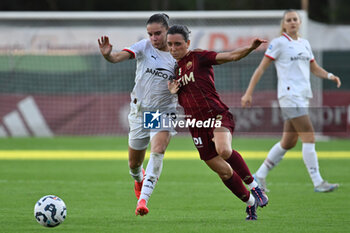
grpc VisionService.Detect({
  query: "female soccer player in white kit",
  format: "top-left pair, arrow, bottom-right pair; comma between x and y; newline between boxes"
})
241,10 -> 341,193
98,13 -> 176,215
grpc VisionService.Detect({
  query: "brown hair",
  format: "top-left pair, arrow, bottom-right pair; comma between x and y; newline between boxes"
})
167,25 -> 191,42
147,13 -> 170,29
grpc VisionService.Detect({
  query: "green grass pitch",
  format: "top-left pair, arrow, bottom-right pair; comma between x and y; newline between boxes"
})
0,136 -> 349,233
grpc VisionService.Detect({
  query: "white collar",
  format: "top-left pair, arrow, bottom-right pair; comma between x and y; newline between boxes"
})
282,32 -> 299,41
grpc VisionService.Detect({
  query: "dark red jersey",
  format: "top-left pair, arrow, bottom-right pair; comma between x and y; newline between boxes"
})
175,50 -> 229,120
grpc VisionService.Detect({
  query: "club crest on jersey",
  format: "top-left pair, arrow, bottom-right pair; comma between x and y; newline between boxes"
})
186,61 -> 193,70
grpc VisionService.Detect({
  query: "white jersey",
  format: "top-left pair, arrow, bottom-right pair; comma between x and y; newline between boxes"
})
265,33 -> 315,99
123,39 -> 177,112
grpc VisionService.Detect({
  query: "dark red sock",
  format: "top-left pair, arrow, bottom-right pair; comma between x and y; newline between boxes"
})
222,171 -> 250,202
225,150 -> 254,184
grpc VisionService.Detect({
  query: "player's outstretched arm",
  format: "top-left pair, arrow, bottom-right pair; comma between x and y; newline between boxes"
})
98,36 -> 131,63
216,38 -> 267,64
241,56 -> 272,108
310,60 -> 341,88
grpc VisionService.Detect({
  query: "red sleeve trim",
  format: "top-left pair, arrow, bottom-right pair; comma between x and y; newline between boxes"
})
264,54 -> 275,60
282,33 -> 292,41
122,49 -> 136,59
310,58 -> 315,62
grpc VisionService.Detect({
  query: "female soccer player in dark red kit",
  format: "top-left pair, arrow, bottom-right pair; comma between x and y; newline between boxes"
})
167,25 -> 268,220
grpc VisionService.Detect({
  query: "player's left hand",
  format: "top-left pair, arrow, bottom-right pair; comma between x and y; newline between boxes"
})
168,80 -> 180,94
251,38 -> 268,50
241,93 -> 253,108
330,75 -> 341,88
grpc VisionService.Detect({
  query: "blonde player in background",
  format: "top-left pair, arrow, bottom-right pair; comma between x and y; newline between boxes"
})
98,13 -> 176,216
241,9 -> 341,193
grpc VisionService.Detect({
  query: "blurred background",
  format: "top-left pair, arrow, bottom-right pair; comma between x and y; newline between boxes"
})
1,0 -> 350,24
0,0 -> 349,138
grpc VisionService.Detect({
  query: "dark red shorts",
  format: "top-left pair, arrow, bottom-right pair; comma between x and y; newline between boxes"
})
189,111 -> 235,161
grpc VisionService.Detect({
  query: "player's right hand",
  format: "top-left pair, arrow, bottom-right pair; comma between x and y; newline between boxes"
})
241,94 -> 252,108
168,80 -> 180,94
98,36 -> 113,57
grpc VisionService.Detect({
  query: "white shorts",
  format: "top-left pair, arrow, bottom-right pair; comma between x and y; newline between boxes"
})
278,95 -> 309,120
128,101 -> 177,150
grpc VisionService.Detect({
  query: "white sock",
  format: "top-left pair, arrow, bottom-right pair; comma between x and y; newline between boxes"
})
129,165 -> 143,182
248,180 -> 258,190
139,152 -> 164,203
246,194 -> 255,206
302,143 -> 323,187
256,142 -> 287,178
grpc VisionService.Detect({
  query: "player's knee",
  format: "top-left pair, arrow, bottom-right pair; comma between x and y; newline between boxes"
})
151,141 -> 168,153
216,147 -> 232,159
151,145 -> 166,154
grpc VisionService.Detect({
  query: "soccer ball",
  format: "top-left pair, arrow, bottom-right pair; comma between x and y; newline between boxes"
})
34,195 -> 67,227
